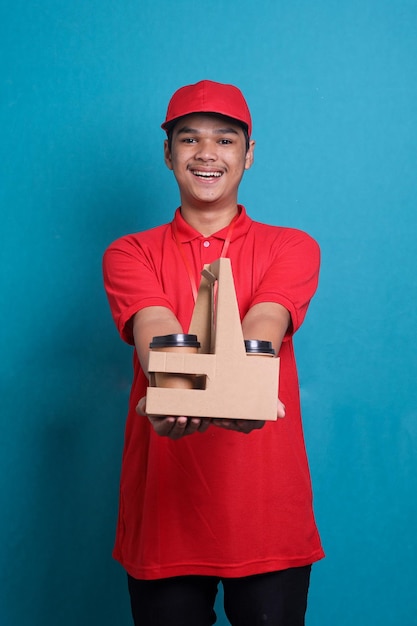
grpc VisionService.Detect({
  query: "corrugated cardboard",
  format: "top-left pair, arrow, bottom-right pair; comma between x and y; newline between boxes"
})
145,258 -> 280,420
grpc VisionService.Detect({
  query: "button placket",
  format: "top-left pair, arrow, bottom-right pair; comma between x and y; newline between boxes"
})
201,238 -> 216,264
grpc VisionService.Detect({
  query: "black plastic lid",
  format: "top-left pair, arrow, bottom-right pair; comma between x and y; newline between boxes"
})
244,339 -> 275,355
150,333 -> 200,349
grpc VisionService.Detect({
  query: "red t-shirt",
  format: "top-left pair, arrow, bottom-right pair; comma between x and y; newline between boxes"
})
103,206 -> 324,580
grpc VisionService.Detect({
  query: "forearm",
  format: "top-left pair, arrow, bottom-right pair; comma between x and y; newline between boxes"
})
134,307 -> 211,438
241,302 -> 290,356
133,306 -> 183,377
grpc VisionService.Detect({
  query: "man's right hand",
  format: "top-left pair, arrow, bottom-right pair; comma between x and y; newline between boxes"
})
136,397 -> 211,440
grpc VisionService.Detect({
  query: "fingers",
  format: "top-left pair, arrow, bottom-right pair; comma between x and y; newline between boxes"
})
212,419 -> 265,434
136,398 -> 211,439
149,414 -> 187,439
136,396 -> 147,416
212,398 -> 286,430
136,395 -> 284,438
149,415 -> 211,439
238,419 -> 265,433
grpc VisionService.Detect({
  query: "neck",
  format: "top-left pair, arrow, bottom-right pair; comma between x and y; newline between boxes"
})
180,204 -> 239,237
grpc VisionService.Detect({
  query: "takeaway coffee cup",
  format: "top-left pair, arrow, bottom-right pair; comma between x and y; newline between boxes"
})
149,334 -> 201,389
244,339 -> 275,357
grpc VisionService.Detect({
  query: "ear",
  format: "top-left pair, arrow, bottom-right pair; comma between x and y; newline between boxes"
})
244,140 -> 255,171
164,139 -> 173,170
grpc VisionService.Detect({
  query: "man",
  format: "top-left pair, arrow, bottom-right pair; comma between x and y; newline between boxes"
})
103,79 -> 324,625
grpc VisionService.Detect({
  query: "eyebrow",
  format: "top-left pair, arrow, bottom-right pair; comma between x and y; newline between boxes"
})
175,125 -> 240,136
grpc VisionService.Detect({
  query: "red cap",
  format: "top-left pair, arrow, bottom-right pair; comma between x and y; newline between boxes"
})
161,80 -> 252,137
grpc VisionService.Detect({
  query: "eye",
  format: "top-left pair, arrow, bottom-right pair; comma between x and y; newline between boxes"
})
219,138 -> 232,145
181,137 -> 197,144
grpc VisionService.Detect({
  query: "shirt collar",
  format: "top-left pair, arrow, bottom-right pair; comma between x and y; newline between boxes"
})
171,205 -> 252,243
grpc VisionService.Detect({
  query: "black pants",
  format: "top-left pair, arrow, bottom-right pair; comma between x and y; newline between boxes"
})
127,566 -> 311,626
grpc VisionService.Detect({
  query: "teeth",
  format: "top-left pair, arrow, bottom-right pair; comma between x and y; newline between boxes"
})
193,170 -> 222,178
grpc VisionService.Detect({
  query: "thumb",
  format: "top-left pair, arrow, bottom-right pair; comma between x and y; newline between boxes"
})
136,396 -> 147,416
277,399 -> 286,419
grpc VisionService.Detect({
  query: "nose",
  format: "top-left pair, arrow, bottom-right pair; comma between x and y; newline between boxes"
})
195,139 -> 217,161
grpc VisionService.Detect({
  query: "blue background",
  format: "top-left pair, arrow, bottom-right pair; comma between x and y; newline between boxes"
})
1,1 -> 416,624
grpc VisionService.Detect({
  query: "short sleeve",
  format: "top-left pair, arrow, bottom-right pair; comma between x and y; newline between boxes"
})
102,234 -> 175,344
250,228 -> 320,338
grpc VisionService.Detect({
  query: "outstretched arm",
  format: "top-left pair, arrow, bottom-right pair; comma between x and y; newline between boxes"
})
241,301 -> 290,354
133,306 -> 183,377
133,306 -> 211,439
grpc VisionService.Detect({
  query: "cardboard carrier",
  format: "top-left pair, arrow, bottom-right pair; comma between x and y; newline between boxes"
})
145,258 -> 280,421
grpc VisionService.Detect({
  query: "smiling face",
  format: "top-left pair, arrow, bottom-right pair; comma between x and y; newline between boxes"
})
164,113 -> 255,217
